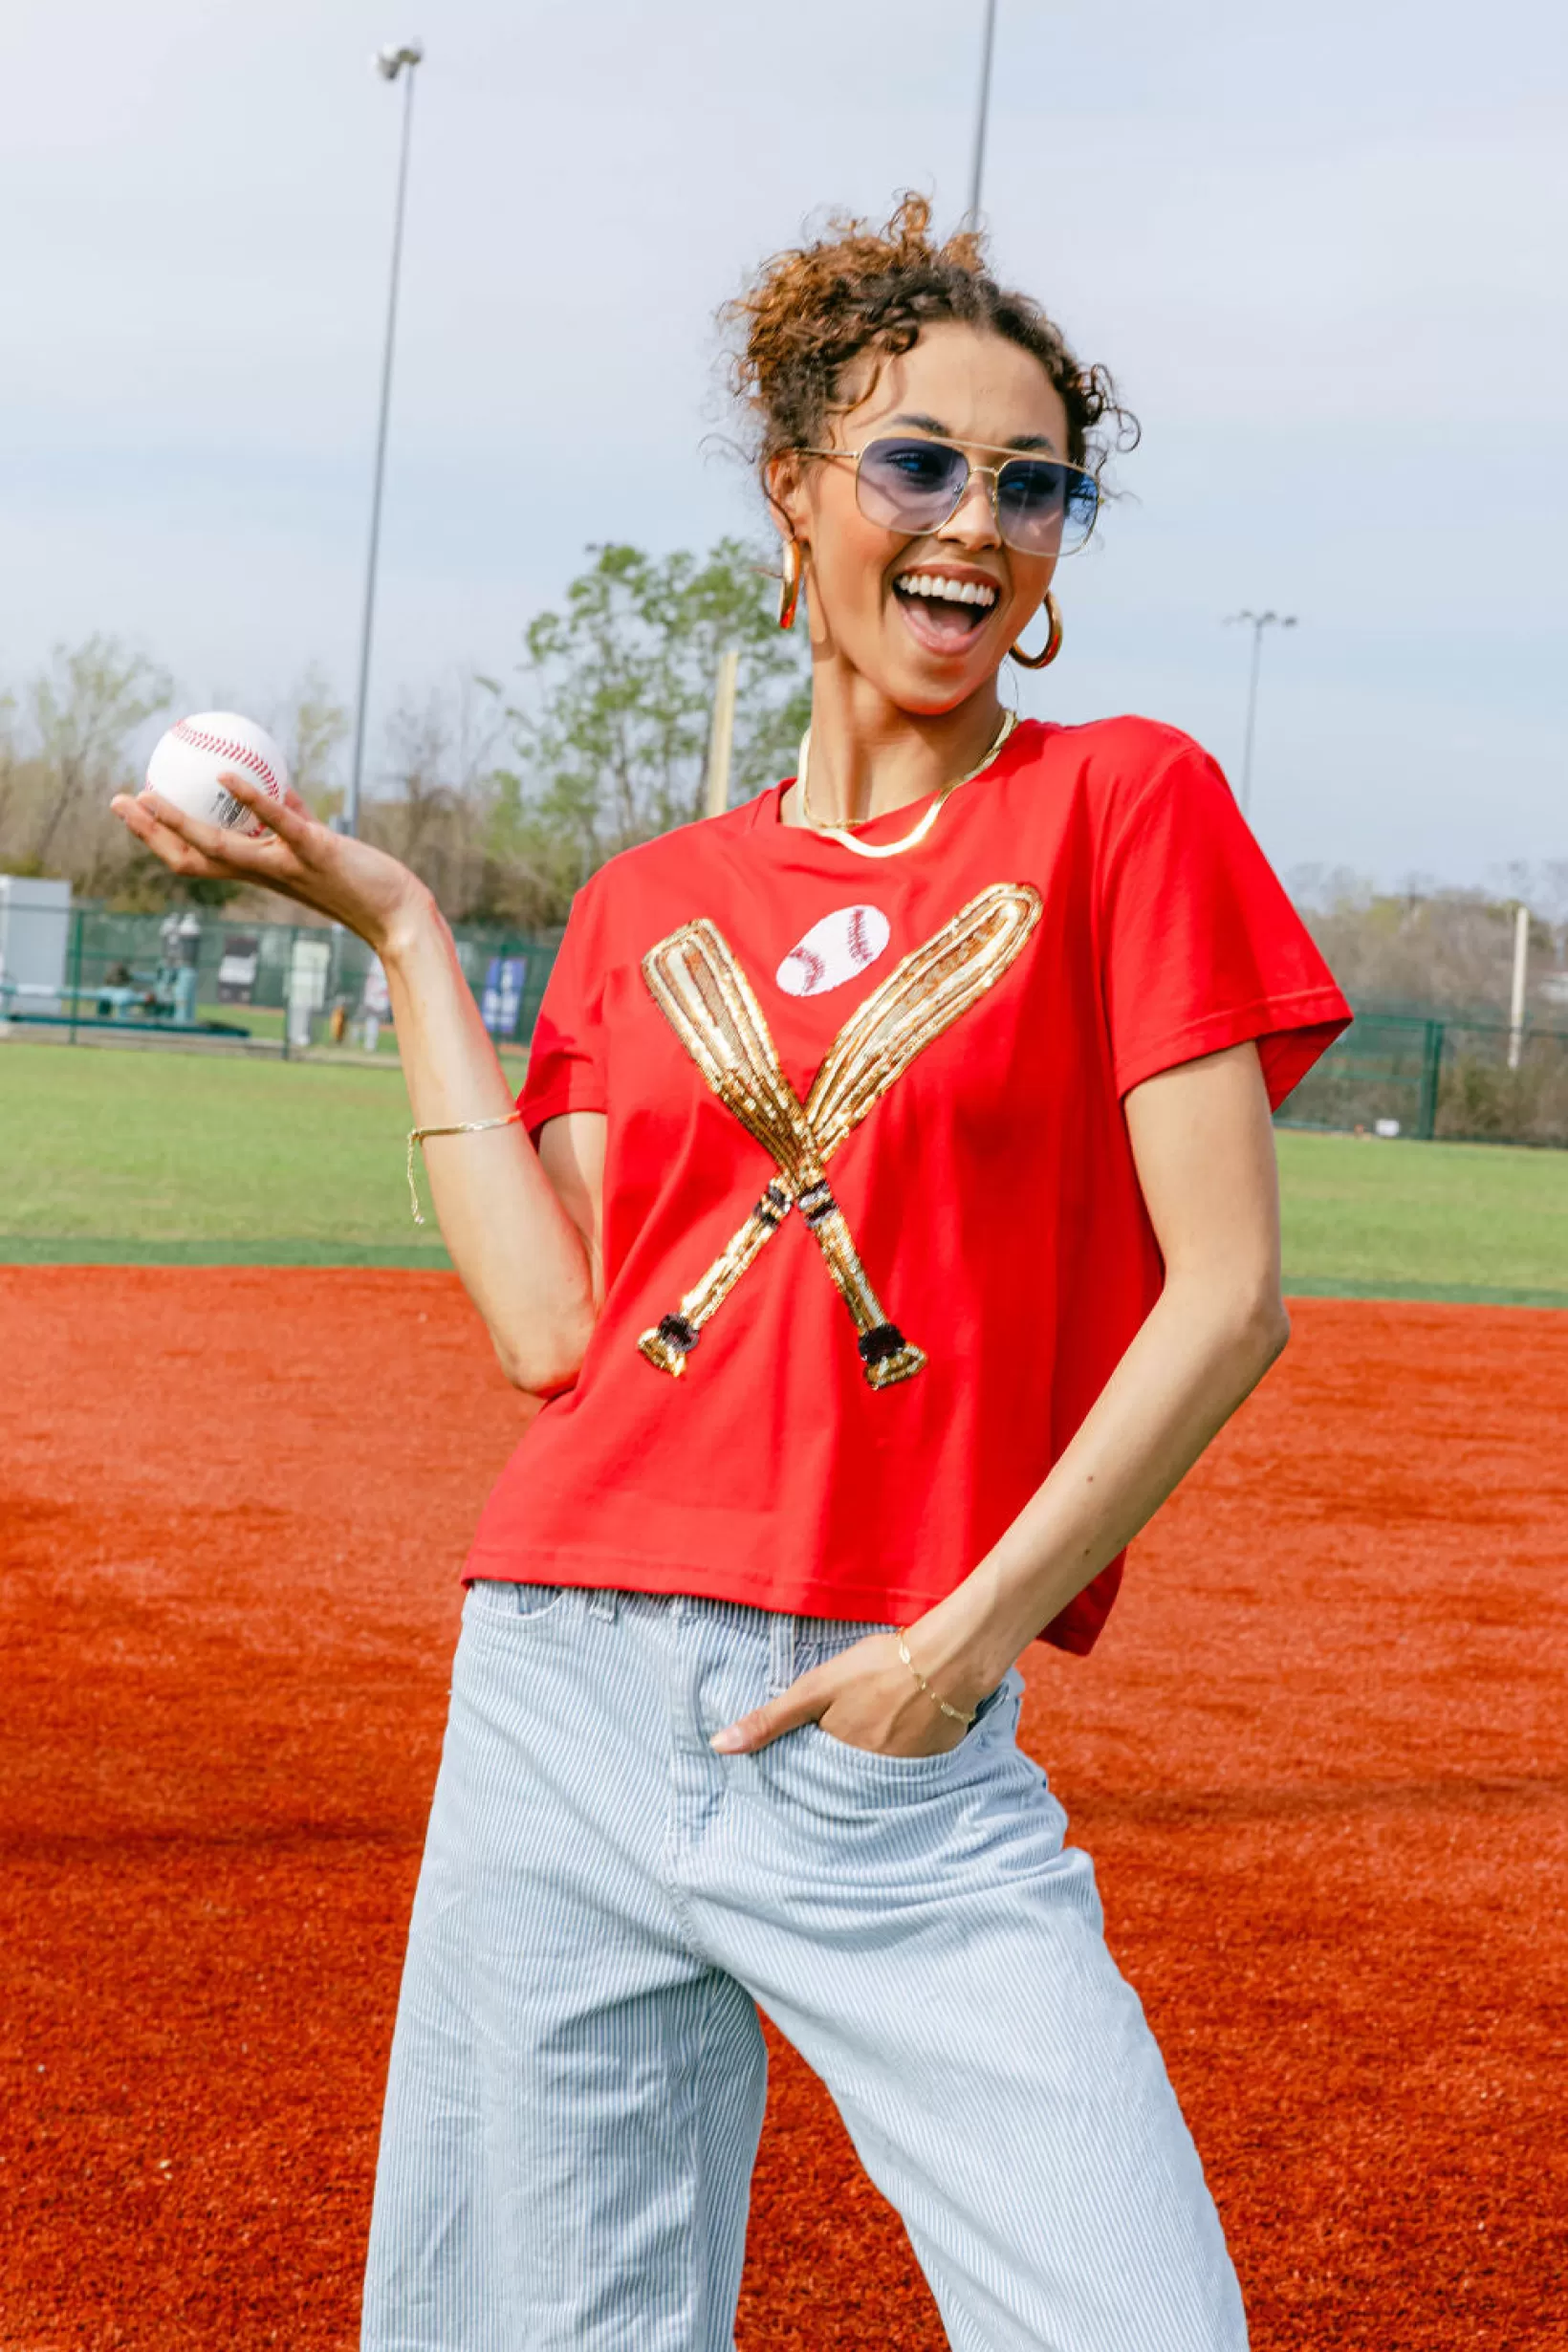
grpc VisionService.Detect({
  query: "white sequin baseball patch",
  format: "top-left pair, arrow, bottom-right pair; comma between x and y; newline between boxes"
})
775,904 -> 892,998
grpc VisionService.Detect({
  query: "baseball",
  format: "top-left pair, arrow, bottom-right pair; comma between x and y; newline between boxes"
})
775,904 -> 892,998
143,711 -> 290,838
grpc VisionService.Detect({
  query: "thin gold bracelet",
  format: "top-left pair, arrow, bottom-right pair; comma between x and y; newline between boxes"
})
895,1628 -> 976,1728
405,1109 -> 523,1224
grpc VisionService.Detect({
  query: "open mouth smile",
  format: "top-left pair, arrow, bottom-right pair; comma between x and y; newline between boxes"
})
891,568 -> 1000,654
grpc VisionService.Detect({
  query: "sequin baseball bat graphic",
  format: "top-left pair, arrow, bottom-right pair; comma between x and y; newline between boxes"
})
636,922 -> 921,1386
637,884 -> 1041,1387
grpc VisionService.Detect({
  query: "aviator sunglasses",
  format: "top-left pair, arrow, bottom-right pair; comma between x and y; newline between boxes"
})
798,434 -> 1100,557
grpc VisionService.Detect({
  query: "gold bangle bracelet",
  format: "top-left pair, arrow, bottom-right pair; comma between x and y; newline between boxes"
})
895,1628 -> 976,1729
405,1109 -> 523,1224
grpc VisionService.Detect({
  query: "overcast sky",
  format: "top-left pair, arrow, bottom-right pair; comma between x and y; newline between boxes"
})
3,0 -> 1564,885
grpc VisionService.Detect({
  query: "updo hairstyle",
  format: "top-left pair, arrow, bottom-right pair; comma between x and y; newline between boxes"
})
723,193 -> 1137,482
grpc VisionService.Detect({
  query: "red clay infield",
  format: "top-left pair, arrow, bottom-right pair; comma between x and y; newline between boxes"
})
2,1270 -> 1563,2349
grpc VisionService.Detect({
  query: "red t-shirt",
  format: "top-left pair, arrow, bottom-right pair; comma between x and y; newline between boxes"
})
467,716 -> 1349,1652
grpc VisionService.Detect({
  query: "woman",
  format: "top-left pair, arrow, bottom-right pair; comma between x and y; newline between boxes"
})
117,198 -> 1349,2352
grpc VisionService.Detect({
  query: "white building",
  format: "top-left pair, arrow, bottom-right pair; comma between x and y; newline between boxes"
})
0,875 -> 73,1017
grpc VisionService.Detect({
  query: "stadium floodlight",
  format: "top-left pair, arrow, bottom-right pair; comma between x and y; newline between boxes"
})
1223,610 -> 1297,819
346,40 -> 425,839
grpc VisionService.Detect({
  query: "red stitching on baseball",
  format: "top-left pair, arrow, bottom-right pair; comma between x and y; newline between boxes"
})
171,720 -> 280,796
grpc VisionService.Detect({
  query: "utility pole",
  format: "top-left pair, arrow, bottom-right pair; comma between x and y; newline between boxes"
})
1223,609 -> 1297,818
704,648 -> 740,819
346,40 -> 424,839
1508,904 -> 1530,1071
967,0 -> 999,226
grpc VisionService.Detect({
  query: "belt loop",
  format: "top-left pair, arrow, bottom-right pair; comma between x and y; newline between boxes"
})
768,1612 -> 796,1697
587,1589 -> 618,1623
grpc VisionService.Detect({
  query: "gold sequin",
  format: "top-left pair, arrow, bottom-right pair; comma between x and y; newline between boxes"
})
638,883 -> 1042,1386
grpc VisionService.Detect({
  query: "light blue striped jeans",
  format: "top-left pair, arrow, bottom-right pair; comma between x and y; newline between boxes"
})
361,1583 -> 1248,2351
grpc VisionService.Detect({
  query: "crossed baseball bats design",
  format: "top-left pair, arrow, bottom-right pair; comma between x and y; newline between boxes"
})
638,882 -> 1041,1389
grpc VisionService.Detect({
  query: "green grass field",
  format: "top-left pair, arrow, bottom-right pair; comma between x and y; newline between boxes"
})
3,1040 -> 1566,1298
1275,1127 -> 1567,1304
0,1042 -> 446,1264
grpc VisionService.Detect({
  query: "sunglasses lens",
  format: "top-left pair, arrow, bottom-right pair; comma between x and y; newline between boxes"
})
997,460 -> 1099,555
856,437 -> 969,533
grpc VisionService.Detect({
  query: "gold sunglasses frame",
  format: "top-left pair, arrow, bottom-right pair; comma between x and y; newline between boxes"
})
795,435 -> 1100,557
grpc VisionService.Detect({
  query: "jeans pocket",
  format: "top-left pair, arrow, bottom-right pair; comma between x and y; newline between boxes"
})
800,1666 -> 1019,1782
802,1724 -> 965,1780
465,1578 -> 566,1624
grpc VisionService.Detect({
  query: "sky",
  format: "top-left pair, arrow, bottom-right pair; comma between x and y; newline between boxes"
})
2,0 -> 1564,887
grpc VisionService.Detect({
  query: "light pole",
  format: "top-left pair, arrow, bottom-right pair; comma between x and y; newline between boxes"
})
967,0 -> 999,226
346,40 -> 424,839
1223,609 -> 1297,818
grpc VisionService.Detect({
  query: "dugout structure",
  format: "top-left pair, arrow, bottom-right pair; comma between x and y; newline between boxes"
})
4,904 -> 563,1060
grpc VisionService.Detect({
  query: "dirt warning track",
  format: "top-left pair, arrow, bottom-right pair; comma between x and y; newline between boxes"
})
2,1269 -> 1564,2349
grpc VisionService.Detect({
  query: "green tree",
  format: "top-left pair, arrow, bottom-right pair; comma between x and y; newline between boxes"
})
490,538 -> 811,894
0,686 -> 19,837
27,636 -> 173,870
275,664 -> 350,821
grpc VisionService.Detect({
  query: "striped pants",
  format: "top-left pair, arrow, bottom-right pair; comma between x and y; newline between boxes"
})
361,1583 -> 1248,2351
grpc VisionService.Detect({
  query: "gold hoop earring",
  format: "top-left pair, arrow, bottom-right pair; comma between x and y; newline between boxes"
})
777,538 -> 803,631
1009,590 -> 1062,670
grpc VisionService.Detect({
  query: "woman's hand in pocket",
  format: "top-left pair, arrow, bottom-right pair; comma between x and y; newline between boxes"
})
709,1629 -> 977,1759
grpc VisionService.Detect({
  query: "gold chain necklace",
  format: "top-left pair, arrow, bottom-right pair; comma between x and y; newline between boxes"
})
795,709 -> 1018,860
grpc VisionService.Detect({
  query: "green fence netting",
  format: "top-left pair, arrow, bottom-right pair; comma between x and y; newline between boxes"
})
11,908 -> 1568,1148
1281,1011 -> 1568,1147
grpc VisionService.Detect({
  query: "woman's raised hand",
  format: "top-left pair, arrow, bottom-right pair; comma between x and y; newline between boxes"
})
111,771 -> 429,954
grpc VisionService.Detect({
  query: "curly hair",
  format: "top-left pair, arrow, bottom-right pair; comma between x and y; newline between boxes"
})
723,193 -> 1137,481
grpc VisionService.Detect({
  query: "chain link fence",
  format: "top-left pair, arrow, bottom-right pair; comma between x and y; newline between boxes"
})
8,903 -> 1568,1148
1,903 -> 561,1057
1281,1012 -> 1568,1147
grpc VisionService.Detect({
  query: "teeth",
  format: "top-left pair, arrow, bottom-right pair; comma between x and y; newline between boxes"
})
896,573 -> 997,609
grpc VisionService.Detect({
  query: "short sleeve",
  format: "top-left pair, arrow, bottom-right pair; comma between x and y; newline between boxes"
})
1100,741 -> 1351,1109
518,881 -> 610,1138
